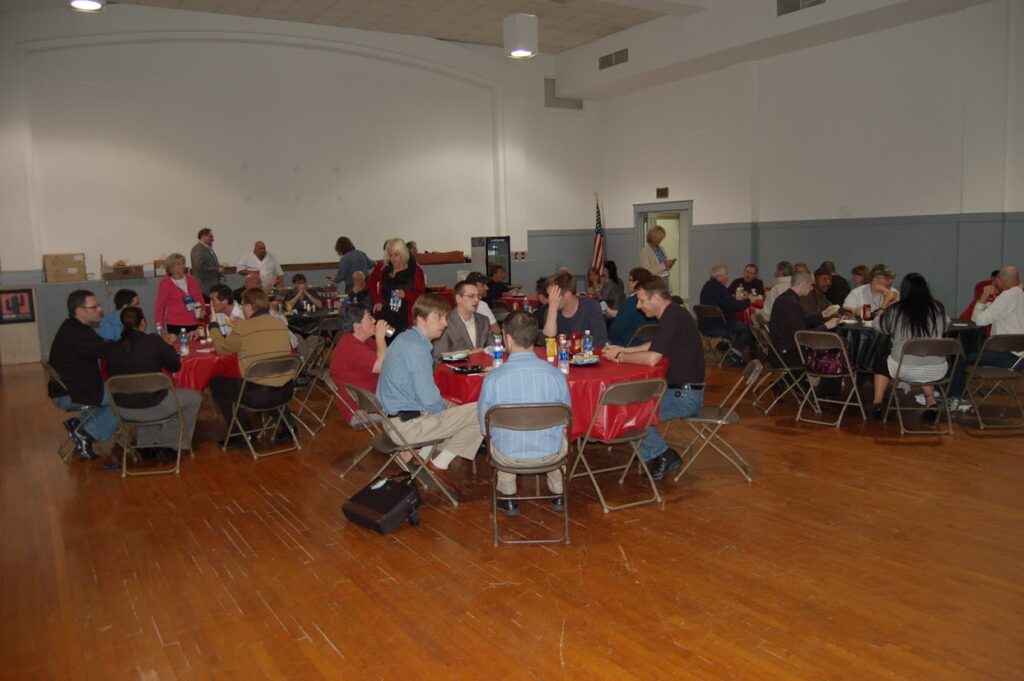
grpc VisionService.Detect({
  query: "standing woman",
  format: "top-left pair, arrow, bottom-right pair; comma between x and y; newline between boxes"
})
375,238 -> 425,334
154,252 -> 205,335
640,226 -> 677,289
331,236 -> 374,294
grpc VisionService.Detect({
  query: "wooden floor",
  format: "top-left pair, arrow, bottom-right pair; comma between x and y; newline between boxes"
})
2,361 -> 1022,680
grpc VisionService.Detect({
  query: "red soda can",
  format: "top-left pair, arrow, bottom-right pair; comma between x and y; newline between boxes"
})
570,331 -> 582,354
862,304 -> 871,321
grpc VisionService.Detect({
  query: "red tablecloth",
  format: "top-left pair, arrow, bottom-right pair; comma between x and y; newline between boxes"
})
498,295 -> 539,311
737,297 -> 764,324
173,349 -> 241,390
435,348 -> 667,441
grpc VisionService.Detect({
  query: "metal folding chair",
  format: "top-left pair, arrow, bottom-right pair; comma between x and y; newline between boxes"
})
883,338 -> 961,435
569,378 -> 667,513
223,355 -> 302,460
490,300 -> 511,324
485,404 -> 572,546
794,330 -> 867,427
693,305 -> 729,366
963,334 -> 1024,429
106,373 -> 187,477
749,324 -> 814,415
672,360 -> 762,483
344,385 -> 459,507
627,323 -> 658,346
318,316 -> 343,352
292,337 -> 335,436
41,361 -> 97,463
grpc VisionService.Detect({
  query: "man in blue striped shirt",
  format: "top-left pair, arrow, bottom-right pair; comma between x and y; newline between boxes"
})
478,312 -> 571,515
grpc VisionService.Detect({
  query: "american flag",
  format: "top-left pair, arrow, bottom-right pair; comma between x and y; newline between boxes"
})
591,196 -> 605,271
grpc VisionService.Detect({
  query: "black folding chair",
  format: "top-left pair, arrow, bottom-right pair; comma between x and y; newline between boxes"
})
223,355 -> 302,460
693,305 -> 729,366
794,330 -> 866,427
627,324 -> 658,346
41,360 -> 97,463
106,373 -> 187,477
749,325 -> 814,415
882,338 -> 961,435
963,334 -> 1024,429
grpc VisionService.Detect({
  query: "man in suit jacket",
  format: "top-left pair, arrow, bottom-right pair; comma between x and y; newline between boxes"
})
433,279 -> 492,359
190,227 -> 224,296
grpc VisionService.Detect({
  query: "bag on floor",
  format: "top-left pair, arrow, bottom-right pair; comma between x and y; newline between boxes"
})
342,471 -> 422,535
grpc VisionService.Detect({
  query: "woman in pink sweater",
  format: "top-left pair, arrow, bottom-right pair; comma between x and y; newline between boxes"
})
154,252 -> 205,333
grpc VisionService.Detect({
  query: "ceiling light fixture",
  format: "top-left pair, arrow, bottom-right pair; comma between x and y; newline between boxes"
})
69,0 -> 105,12
503,13 -> 538,59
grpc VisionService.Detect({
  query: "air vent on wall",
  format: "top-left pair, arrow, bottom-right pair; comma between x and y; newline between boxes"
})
544,78 -> 583,110
777,0 -> 825,17
598,48 -> 628,71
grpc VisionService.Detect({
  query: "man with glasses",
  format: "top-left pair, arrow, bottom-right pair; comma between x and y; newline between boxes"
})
47,290 -> 119,460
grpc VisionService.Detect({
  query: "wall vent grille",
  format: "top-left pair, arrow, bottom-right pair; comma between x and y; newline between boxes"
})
777,0 -> 825,17
598,48 -> 628,71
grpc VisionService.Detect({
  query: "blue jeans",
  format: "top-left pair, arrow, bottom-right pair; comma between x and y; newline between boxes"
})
54,390 -> 119,442
639,387 -> 704,461
948,350 -> 1023,398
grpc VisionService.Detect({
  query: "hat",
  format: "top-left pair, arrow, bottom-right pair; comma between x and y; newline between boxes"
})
465,271 -> 488,284
868,264 -> 894,280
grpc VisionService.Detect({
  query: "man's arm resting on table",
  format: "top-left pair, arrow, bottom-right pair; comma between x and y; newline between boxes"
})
604,342 -> 662,366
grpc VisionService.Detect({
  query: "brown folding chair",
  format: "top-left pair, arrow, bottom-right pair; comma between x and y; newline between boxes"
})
627,323 -> 658,346
749,325 -> 814,415
794,330 -> 866,427
344,385 -> 459,507
883,338 -> 961,435
485,404 -> 572,546
673,361 -> 762,483
106,373 -> 187,478
693,304 -> 729,366
963,334 -> 1024,429
223,355 -> 302,460
41,360 -> 97,463
569,378 -> 667,513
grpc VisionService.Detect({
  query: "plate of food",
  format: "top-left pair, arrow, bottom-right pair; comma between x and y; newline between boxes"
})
450,364 -> 485,374
840,318 -> 861,325
440,352 -> 470,363
569,354 -> 600,367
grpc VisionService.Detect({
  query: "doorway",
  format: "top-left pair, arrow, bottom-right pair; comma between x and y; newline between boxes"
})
634,201 -> 693,303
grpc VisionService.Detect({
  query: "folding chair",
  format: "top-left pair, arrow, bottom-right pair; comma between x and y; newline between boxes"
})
673,360 -> 762,483
318,315 -> 343,352
569,378 -> 667,513
491,300 -> 511,324
749,325 -> 814,415
883,338 -> 961,435
106,373 -> 187,477
337,383 -> 388,479
963,334 -> 1024,430
41,360 -> 96,463
794,330 -> 867,427
223,355 -> 302,460
344,385 -> 459,507
693,305 -> 729,366
627,323 -> 658,346
485,404 -> 572,546
292,337 -> 335,436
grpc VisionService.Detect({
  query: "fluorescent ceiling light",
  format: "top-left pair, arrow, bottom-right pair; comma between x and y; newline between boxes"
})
69,0 -> 105,11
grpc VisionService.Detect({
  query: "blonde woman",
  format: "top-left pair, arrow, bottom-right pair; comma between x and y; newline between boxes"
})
153,252 -> 205,334
640,226 -> 677,286
371,238 -> 425,333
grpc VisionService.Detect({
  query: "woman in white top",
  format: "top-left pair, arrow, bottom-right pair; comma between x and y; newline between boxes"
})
639,226 -> 676,288
870,272 -> 949,421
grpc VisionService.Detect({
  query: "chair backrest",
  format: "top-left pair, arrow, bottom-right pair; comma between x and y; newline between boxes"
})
318,316 -> 342,335
582,377 -> 666,443
794,330 -> 843,352
711,360 -> 763,420
244,354 -> 301,383
693,305 -> 725,323
344,383 -> 385,417
750,325 -> 791,371
342,383 -> 386,434
490,300 -> 511,313
485,403 -> 571,434
979,333 -> 1024,356
106,372 -> 181,423
900,337 -> 960,359
41,360 -> 67,391
628,324 -> 658,345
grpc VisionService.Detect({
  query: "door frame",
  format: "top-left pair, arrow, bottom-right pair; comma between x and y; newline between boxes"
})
633,200 -> 693,296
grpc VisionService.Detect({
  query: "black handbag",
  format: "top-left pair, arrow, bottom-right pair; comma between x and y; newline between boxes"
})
342,471 -> 422,535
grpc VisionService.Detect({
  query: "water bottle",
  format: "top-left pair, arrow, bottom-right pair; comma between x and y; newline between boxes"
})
178,329 -> 190,357
558,337 -> 570,375
155,322 -> 164,337
389,289 -> 400,313
582,329 -> 594,358
523,299 -> 532,313
492,334 -> 504,368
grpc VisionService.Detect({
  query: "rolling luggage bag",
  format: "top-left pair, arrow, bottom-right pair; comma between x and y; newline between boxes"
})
342,472 -> 422,534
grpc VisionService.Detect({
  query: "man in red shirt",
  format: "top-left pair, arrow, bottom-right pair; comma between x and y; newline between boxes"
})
330,303 -> 389,427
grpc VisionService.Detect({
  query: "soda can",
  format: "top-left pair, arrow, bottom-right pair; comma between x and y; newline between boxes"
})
862,304 -> 871,321
545,337 -> 557,362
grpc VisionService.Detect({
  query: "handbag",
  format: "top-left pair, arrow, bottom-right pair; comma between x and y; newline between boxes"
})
342,471 -> 422,535
805,348 -> 848,375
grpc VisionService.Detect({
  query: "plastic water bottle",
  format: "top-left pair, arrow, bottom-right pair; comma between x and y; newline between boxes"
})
155,322 -> 163,337
558,337 -> 570,375
523,299 -> 532,313
492,334 -> 504,368
582,329 -> 594,358
389,290 -> 400,313
178,329 -> 190,357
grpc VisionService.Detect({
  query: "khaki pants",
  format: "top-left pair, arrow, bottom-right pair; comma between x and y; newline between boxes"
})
387,403 -> 482,461
492,440 -> 568,496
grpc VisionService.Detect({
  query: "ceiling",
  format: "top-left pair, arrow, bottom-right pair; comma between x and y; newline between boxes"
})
117,0 -> 679,53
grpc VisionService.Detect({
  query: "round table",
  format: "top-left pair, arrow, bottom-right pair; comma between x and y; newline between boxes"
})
173,346 -> 241,390
835,320 -> 983,374
434,348 -> 667,441
737,297 -> 764,324
285,310 -> 338,338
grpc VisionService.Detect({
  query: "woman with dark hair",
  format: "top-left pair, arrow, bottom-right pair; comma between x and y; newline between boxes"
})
331,236 -> 374,294
106,306 -> 203,456
329,304 -> 388,428
870,273 -> 949,421
371,238 -> 425,334
601,261 -> 626,310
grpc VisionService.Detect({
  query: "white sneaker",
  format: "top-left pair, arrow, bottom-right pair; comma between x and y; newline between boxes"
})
915,392 -> 943,406
946,397 -> 972,413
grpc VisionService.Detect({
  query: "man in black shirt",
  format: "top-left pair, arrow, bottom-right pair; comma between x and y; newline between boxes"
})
603,277 -> 704,480
821,261 -> 851,307
727,263 -> 766,298
699,264 -> 752,366
769,271 -> 840,366
543,270 -> 608,347
48,289 -> 118,459
485,264 -> 511,303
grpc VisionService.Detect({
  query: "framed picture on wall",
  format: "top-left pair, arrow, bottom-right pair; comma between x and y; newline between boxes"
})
0,289 -> 36,324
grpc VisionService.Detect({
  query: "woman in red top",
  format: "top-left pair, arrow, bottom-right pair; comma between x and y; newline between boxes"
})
369,238 -> 425,333
154,252 -> 205,334
330,303 -> 388,427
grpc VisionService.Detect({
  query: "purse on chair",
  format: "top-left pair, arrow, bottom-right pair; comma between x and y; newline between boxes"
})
342,472 -> 422,535
804,349 -> 848,375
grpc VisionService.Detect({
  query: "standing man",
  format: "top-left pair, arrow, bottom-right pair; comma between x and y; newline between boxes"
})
98,288 -> 139,341
190,227 -> 224,297
47,290 -> 119,459
477,312 -> 571,515
698,264 -> 752,366
376,294 -> 483,498
237,241 -> 283,291
433,279 -> 492,359
542,270 -> 608,347
331,236 -> 375,294
603,277 -> 704,480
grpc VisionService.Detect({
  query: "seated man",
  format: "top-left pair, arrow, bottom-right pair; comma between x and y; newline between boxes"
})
465,271 -> 500,333
603,277 -> 704,480
698,264 -> 752,366
208,284 -> 245,336
47,290 -> 118,459
607,268 -> 657,346
770,271 -> 840,368
800,267 -> 833,316
728,263 -> 765,298
530,276 -> 549,338
209,287 -> 296,446
350,270 -> 371,307
98,288 -> 139,341
106,306 -> 203,457
330,303 -> 388,428
761,261 -> 794,320
284,273 -> 323,313
477,312 -> 571,516
843,264 -> 899,319
821,261 -> 851,307
376,294 -> 483,498
485,264 -> 510,303
433,279 -> 492,359
542,270 -> 608,347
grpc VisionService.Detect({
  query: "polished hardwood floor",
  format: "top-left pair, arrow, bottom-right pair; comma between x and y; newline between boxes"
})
2,361 -> 1022,680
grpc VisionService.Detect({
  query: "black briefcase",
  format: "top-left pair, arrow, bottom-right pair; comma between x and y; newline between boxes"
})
342,472 -> 422,535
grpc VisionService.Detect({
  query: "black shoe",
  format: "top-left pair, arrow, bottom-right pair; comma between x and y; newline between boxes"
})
63,417 -> 80,436
872,403 -> 885,421
220,436 -> 248,450
724,355 -> 744,367
550,496 -> 565,511
715,340 -> 731,352
919,408 -> 939,423
647,449 -> 682,481
72,429 -> 98,460
138,448 -> 160,461
293,375 -> 311,388
496,498 -> 520,516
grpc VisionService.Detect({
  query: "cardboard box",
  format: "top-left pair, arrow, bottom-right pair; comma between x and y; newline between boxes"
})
43,254 -> 87,282
102,265 -> 144,281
